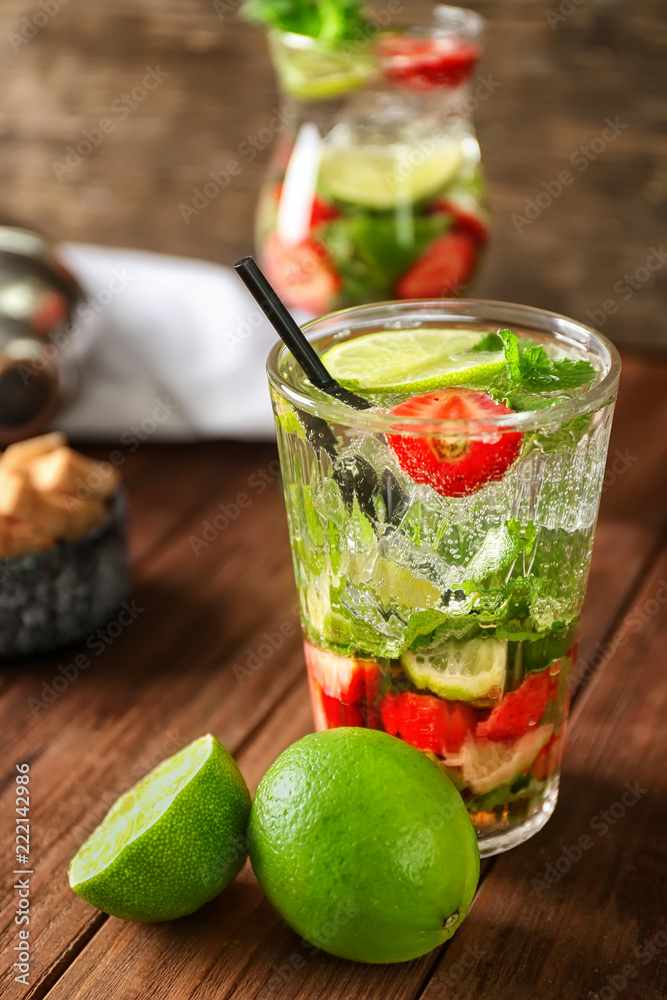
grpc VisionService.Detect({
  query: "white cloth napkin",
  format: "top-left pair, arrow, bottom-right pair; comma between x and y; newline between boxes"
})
55,244 -> 311,441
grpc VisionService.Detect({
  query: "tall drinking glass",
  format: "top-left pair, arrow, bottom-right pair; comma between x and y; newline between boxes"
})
267,300 -> 620,856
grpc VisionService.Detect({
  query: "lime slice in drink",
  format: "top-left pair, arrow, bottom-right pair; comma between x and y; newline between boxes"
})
461,724 -> 553,795
321,328 -> 506,393
345,553 -> 441,608
68,734 -> 251,922
402,637 -> 507,701
319,141 -> 463,209
269,36 -> 378,100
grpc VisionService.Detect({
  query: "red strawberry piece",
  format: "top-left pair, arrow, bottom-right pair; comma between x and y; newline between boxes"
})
378,37 -> 479,90
261,233 -> 340,313
379,690 -> 399,735
396,232 -> 478,299
304,640 -> 380,703
477,669 -> 555,743
309,195 -> 340,229
433,199 -> 490,246
380,691 -> 478,755
322,691 -> 364,728
387,388 -> 523,498
304,641 -> 381,731
307,671 -> 364,730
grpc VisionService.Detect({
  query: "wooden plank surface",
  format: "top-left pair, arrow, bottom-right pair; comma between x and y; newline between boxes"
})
1,347 -> 666,1000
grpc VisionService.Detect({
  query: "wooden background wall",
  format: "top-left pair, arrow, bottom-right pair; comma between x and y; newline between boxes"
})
0,0 -> 664,347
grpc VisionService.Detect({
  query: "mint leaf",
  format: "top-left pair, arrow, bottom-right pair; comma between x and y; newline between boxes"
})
242,0 -> 369,44
472,332 -> 504,353
548,357 -> 600,389
498,328 -> 523,380
499,329 -> 595,393
484,371 -> 564,412
531,411 -> 594,453
320,213 -> 451,305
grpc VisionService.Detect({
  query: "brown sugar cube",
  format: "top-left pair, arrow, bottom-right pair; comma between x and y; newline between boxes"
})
84,460 -> 119,499
0,471 -> 69,536
0,471 -> 37,521
57,496 -> 107,542
1,432 -> 67,472
28,447 -> 119,499
0,517 -> 54,558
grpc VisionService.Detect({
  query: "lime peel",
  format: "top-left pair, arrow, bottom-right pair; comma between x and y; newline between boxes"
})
248,728 -> 479,963
321,328 -> 506,393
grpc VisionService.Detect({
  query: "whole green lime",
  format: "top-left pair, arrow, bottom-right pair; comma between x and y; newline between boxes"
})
248,728 -> 479,963
69,734 -> 250,921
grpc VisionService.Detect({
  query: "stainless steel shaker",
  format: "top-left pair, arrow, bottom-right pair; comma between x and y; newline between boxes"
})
0,223 -> 86,446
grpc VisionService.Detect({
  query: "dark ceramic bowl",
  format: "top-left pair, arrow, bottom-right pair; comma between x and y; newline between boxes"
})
0,489 -> 129,658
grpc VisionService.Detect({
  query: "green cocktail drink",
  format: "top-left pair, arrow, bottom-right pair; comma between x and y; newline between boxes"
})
267,300 -> 620,856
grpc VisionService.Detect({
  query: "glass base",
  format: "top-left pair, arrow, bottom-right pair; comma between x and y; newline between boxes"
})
477,778 -> 560,858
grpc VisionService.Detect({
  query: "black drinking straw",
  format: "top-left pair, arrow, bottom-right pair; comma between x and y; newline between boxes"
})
234,256 -> 371,410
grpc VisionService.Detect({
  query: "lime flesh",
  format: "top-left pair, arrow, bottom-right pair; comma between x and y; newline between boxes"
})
321,328 -> 506,393
248,728 -> 479,963
270,40 -> 378,100
461,725 -> 553,795
69,734 -> 251,922
402,637 -> 507,701
319,141 -> 463,209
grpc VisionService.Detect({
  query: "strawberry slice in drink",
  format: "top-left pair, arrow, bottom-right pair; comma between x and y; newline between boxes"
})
380,691 -> 479,755
387,389 -> 523,498
432,199 -> 490,247
304,640 -> 380,702
378,36 -> 479,90
304,641 -> 381,730
476,668 -> 557,743
308,194 -> 340,229
261,233 -> 340,313
308,672 -> 364,730
396,232 -> 478,299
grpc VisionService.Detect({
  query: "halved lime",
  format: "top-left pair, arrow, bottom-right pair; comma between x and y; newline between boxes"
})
402,637 -> 507,701
461,724 -> 553,795
69,734 -> 251,922
319,141 -> 463,209
321,328 -> 506,393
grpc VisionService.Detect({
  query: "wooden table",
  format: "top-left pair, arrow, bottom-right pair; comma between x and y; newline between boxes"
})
1,348 -> 666,1000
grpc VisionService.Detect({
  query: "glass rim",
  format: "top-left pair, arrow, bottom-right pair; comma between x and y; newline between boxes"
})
266,299 -> 622,435
429,5 -> 486,42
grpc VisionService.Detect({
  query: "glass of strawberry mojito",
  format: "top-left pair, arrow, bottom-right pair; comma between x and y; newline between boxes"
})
267,300 -> 620,856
